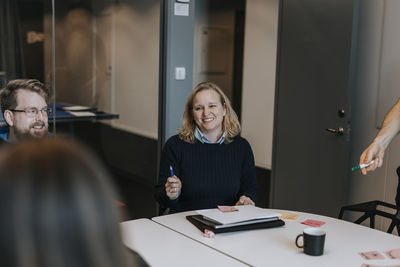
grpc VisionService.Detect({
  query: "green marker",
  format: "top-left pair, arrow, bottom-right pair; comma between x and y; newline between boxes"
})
351,160 -> 374,171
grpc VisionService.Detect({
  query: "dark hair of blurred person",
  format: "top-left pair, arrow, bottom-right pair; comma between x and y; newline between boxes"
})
0,138 -> 146,267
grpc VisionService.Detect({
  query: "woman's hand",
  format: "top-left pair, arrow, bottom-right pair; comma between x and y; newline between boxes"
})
236,195 -> 255,206
165,176 -> 182,199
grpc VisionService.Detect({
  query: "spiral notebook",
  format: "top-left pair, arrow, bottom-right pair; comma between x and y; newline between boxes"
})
187,206 -> 285,233
186,215 -> 285,234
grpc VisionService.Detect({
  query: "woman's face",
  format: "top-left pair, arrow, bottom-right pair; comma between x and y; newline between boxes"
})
192,89 -> 226,136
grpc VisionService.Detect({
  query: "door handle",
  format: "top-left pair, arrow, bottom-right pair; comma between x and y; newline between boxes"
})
325,127 -> 344,135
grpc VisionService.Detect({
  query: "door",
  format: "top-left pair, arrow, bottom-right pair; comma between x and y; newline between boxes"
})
271,0 -> 357,217
193,0 -> 245,118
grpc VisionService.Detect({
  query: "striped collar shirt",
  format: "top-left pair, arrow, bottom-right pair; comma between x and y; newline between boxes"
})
194,126 -> 225,144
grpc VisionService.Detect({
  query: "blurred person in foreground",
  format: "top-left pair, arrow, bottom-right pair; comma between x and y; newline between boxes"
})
0,138 -> 148,267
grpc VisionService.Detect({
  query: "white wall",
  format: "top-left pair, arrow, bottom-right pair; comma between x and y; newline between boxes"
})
47,0 -> 160,140
241,0 -> 279,169
52,6 -> 95,107
193,0 -> 235,100
111,0 -> 159,139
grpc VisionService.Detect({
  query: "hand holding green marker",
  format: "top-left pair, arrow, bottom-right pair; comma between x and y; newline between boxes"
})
351,160 -> 374,171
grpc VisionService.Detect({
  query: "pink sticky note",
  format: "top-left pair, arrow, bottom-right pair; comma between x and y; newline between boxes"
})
359,250 -> 385,260
360,265 -> 394,267
203,229 -> 215,238
301,219 -> 325,227
218,205 -> 238,212
385,248 -> 400,259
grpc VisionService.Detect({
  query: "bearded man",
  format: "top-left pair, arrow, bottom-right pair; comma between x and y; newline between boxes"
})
0,79 -> 50,143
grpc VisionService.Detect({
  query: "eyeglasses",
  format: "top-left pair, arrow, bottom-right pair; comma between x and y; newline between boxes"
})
9,108 -> 53,117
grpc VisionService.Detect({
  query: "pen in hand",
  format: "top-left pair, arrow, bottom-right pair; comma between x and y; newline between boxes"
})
168,166 -> 177,183
351,160 -> 374,171
167,165 -> 181,199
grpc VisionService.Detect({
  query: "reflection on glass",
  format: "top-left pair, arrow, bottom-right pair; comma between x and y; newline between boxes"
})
52,1 -> 111,110
0,0 -> 45,81
1,0 -> 161,219
0,0 -> 54,133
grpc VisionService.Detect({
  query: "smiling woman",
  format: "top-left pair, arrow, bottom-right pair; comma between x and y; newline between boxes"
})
192,88 -> 226,142
155,82 -> 258,214
180,82 -> 240,144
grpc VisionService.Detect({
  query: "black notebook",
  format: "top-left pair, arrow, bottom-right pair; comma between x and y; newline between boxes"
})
186,215 -> 285,234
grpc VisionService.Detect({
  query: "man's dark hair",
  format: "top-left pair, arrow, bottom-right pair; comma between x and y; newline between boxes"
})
0,79 -> 50,113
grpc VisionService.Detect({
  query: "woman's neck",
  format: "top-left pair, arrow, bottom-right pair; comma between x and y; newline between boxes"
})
203,129 -> 223,143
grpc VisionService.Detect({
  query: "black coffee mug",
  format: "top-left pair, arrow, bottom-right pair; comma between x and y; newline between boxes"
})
295,227 -> 326,256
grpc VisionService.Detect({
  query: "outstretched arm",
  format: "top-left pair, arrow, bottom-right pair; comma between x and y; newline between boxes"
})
360,98 -> 400,175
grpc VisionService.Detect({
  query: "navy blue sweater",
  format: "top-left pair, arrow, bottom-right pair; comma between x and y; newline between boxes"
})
155,135 -> 258,213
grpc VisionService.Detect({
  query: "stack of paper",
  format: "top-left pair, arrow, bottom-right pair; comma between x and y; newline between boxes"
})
62,105 -> 95,117
195,206 -> 281,229
62,105 -> 92,111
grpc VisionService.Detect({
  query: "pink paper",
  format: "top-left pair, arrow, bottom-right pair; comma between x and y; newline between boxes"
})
301,219 -> 325,227
203,229 -> 215,238
359,250 -> 385,260
217,205 -> 238,212
385,248 -> 400,259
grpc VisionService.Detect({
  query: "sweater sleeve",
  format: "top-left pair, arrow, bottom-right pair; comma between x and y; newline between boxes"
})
154,136 -> 181,209
238,138 -> 259,203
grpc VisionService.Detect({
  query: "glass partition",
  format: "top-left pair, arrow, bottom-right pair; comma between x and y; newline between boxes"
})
54,0 -> 160,219
52,1 -> 111,109
0,0 -> 55,133
0,0 -> 160,219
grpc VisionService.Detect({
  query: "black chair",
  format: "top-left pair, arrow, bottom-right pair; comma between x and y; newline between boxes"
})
338,166 -> 400,234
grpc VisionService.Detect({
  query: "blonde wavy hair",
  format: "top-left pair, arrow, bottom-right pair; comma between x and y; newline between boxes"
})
179,82 -> 241,144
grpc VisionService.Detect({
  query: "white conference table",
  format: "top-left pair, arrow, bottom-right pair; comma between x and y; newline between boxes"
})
152,209 -> 400,266
120,218 -> 247,266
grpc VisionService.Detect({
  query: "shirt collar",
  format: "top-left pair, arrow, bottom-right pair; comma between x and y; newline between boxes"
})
194,126 -> 225,144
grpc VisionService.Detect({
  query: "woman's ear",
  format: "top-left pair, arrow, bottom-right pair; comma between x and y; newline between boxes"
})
4,110 -> 14,126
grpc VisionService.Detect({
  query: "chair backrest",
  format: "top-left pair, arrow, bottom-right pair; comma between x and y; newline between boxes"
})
396,167 -> 400,207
